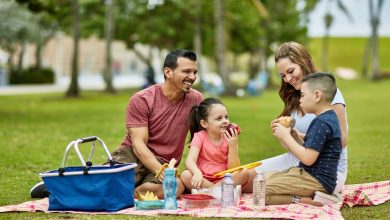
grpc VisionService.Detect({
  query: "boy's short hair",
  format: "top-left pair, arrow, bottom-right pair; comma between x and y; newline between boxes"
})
302,72 -> 337,102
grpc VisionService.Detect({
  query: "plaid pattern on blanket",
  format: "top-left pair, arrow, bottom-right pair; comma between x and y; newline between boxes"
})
1,181 -> 389,220
342,180 -> 390,207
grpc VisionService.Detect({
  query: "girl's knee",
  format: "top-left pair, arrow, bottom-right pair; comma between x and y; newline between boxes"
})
180,170 -> 192,181
176,179 -> 186,197
179,170 -> 193,189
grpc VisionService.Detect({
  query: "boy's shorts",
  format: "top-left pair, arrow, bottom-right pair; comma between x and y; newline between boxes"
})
111,145 -> 164,187
266,167 -> 326,197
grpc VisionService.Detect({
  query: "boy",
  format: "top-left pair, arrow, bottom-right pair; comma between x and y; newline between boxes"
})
268,72 -> 342,206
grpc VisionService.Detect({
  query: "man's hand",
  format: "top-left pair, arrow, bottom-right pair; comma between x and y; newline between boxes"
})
155,163 -> 168,182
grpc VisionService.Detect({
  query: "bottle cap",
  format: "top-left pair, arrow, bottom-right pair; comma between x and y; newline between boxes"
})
224,173 -> 232,177
165,168 -> 175,175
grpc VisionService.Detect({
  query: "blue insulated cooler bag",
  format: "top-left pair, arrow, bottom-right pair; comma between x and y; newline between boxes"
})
40,136 -> 137,212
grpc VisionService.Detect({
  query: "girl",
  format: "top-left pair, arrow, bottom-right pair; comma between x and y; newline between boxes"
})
180,98 -> 248,192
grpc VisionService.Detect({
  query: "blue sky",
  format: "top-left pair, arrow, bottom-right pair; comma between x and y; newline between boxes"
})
307,0 -> 390,37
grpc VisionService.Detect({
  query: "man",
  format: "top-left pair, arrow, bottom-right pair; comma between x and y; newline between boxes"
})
30,49 -> 203,199
112,49 -> 203,198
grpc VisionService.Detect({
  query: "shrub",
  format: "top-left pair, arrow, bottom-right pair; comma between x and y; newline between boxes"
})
10,67 -> 55,84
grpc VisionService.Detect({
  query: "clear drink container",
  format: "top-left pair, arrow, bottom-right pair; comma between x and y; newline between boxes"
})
221,173 -> 235,208
253,170 -> 266,206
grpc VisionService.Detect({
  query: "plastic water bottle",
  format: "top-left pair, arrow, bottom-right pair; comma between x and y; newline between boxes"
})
253,171 -> 266,206
221,173 -> 235,208
163,168 -> 177,210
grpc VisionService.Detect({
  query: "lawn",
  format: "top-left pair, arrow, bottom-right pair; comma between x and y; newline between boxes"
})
310,37 -> 390,75
1,78 -> 390,219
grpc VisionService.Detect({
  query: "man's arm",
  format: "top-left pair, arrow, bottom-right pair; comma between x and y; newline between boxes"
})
129,127 -> 164,181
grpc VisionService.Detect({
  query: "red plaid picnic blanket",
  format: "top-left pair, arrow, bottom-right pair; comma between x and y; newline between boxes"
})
342,180 -> 390,207
1,181 -> 389,219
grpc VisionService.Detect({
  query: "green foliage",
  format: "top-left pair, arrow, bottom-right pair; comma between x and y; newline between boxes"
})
10,67 -> 55,84
1,79 -> 390,219
261,0 -> 310,57
0,1 -> 39,47
115,0 -> 197,50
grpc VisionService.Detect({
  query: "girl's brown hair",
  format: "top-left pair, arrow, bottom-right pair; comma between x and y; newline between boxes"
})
274,41 -> 318,116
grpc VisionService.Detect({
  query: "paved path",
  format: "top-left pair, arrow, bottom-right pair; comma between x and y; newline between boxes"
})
0,75 -> 144,96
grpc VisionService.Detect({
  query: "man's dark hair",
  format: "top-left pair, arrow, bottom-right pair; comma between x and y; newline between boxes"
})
302,72 -> 337,102
163,49 -> 197,70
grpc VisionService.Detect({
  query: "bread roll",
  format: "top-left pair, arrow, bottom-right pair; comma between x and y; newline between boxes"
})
278,116 -> 296,128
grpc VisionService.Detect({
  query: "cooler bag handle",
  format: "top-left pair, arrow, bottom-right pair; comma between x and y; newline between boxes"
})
60,136 -> 115,170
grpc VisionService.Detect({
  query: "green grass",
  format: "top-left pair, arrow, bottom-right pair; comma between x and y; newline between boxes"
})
1,79 -> 390,219
309,37 -> 390,75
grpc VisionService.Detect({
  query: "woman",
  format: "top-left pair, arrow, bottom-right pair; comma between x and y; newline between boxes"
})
243,41 -> 348,196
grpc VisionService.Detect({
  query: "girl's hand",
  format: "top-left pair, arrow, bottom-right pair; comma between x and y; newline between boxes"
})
191,172 -> 203,189
224,128 -> 238,148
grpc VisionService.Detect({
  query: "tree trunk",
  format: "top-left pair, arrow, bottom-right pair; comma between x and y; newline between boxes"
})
248,50 -> 259,79
322,13 -> 333,72
369,0 -> 381,80
17,41 -> 26,73
66,0 -> 80,97
35,42 -> 42,69
214,0 -> 231,94
132,47 -> 155,86
104,0 -> 115,93
361,38 -> 371,79
7,47 -> 16,83
194,0 -> 203,81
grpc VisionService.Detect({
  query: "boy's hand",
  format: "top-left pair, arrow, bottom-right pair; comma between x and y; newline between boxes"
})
273,123 -> 291,140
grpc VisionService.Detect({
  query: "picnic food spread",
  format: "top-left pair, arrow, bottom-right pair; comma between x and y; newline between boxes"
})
213,161 -> 262,177
278,116 -> 296,128
181,194 -> 217,209
137,191 -> 159,201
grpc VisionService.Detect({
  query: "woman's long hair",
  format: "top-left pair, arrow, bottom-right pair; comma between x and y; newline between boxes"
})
274,41 -> 318,116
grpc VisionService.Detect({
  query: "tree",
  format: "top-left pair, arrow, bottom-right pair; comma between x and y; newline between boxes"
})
194,0 -> 203,79
362,0 -> 384,80
240,0 -> 314,88
115,0 -> 198,82
0,1 -> 39,80
16,0 -> 112,96
321,0 -> 353,71
103,0 -> 115,93
66,0 -> 80,97
214,0 -> 231,93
